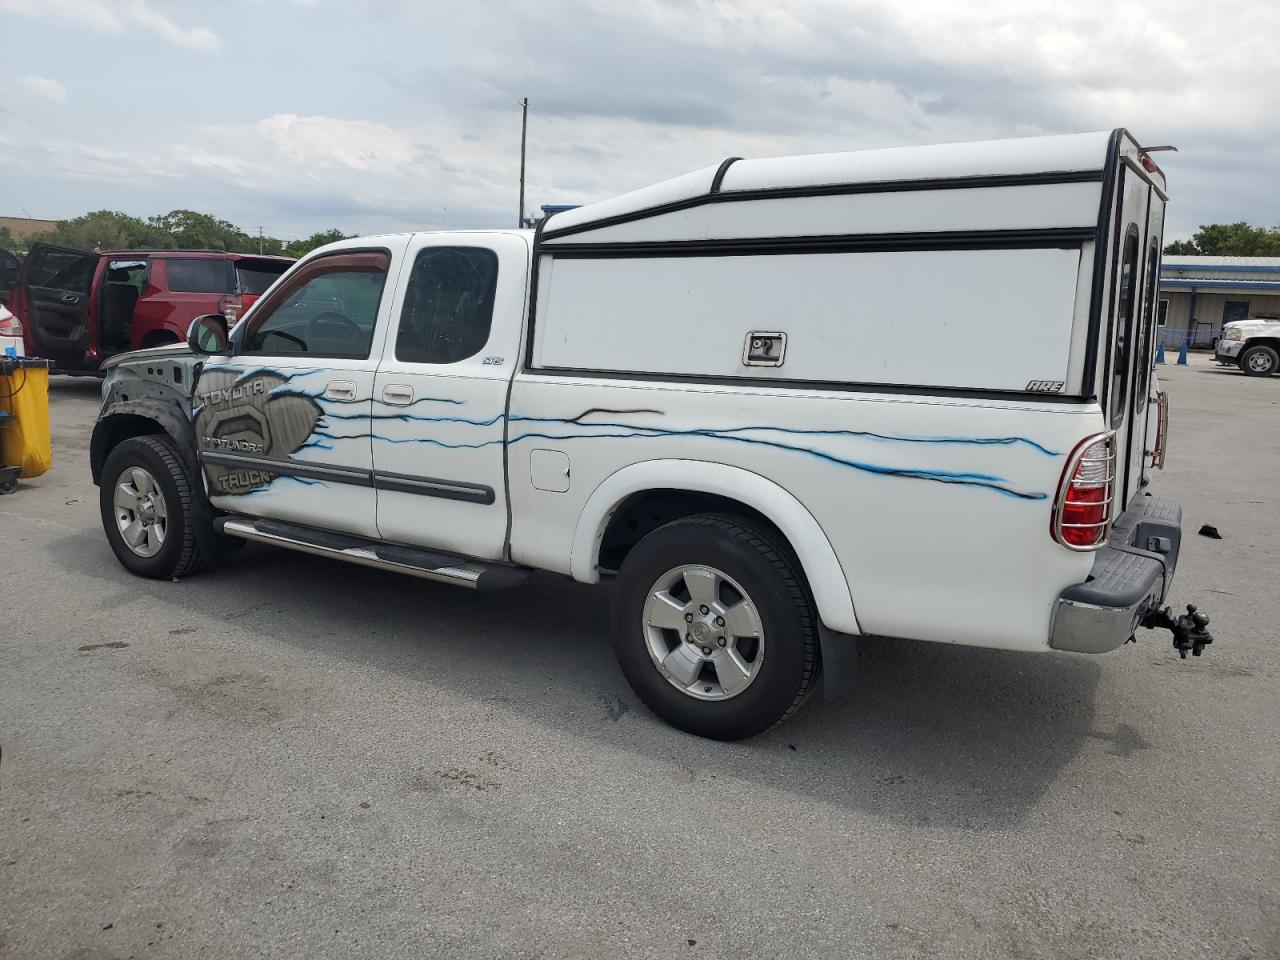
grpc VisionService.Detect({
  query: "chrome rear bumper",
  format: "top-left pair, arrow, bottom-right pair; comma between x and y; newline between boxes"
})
1049,493 -> 1181,654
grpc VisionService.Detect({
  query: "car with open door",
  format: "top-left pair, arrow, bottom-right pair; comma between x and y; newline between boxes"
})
9,245 -> 293,373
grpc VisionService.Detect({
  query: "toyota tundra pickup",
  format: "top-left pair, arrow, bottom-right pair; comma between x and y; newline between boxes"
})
90,129 -> 1213,740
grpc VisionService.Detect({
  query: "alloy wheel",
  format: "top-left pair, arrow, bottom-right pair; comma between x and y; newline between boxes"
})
113,466 -> 168,558
641,564 -> 765,701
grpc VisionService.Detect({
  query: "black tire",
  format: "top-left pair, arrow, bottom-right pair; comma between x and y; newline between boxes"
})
1239,344 -> 1279,377
100,435 -> 207,579
611,513 -> 820,740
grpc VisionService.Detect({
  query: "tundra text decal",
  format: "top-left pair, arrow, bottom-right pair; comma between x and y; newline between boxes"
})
194,368 -> 324,496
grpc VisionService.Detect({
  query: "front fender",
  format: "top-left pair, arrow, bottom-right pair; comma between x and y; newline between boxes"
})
570,458 -> 861,635
91,399 -> 196,485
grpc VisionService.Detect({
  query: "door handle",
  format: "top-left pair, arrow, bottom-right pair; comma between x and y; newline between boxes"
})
381,384 -> 414,406
324,380 -> 358,402
61,293 -> 79,304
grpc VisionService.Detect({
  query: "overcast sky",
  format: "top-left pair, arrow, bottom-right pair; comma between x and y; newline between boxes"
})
2,0 -> 1278,242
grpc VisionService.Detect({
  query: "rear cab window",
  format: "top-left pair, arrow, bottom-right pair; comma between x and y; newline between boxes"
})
395,247 -> 499,364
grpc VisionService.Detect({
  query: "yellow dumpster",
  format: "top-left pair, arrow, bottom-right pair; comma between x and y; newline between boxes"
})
0,358 -> 53,489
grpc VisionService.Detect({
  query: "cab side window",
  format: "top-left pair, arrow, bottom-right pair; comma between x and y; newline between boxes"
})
395,247 -> 499,364
241,251 -> 389,359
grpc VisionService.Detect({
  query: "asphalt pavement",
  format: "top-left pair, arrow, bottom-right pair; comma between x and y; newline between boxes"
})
1,354 -> 1276,959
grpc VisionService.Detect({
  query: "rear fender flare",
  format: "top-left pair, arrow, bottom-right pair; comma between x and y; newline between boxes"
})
570,458 -> 860,635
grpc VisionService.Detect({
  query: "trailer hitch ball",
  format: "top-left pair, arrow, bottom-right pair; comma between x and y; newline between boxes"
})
1141,603 -> 1214,659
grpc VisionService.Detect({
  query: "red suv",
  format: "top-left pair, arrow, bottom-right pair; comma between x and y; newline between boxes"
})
7,245 -> 294,373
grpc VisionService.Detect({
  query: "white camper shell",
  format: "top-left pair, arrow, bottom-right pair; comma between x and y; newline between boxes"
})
92,128 -> 1212,741
533,131 -> 1118,395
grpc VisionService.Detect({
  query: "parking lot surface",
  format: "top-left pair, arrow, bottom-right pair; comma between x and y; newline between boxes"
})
1,354 -> 1277,959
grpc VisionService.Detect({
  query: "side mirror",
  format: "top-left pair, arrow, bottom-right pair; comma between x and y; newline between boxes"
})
187,314 -> 229,355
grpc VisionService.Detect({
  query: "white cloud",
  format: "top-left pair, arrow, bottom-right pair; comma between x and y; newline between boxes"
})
19,74 -> 68,105
122,0 -> 219,52
247,115 -> 419,174
0,0 -> 219,52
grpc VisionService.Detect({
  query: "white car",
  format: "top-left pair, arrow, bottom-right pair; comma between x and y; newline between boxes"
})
1216,318 -> 1280,376
0,302 -> 24,358
89,129 -> 1214,740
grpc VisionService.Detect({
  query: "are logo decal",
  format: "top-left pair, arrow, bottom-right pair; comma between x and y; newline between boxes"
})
1026,379 -> 1065,393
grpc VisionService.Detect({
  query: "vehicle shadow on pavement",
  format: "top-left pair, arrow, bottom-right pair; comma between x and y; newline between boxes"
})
47,378 -> 104,396
48,528 -> 1101,832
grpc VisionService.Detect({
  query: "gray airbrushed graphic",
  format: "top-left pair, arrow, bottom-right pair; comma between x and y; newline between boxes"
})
194,366 -> 325,495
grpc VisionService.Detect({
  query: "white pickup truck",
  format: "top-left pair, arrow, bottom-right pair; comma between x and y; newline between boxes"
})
91,128 -> 1212,740
1215,317 -> 1280,375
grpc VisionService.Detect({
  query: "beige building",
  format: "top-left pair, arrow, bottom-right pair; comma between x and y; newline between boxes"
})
0,215 -> 58,249
1159,256 -> 1280,347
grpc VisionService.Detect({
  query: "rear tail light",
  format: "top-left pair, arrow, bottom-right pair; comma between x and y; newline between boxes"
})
218,295 -> 243,325
1052,431 -> 1116,550
1152,390 -> 1169,469
0,312 -> 22,337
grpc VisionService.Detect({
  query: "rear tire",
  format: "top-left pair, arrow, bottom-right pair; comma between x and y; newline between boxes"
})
1239,344 -> 1279,377
611,514 -> 820,740
100,435 -> 206,579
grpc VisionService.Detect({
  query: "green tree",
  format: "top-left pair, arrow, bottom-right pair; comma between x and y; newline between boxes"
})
26,210 -> 159,251
285,228 -> 354,258
17,208 -> 353,259
1165,222 -> 1280,256
0,225 -> 17,250
146,210 -> 251,252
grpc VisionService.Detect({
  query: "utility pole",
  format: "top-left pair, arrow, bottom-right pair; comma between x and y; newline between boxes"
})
257,226 -> 263,254
518,97 -> 528,228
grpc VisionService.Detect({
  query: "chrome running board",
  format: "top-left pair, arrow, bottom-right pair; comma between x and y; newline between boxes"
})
216,517 -> 531,591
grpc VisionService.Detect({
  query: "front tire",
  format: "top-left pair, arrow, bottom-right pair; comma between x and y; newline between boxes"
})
1240,344 -> 1279,377
100,435 -> 206,579
611,514 -> 820,740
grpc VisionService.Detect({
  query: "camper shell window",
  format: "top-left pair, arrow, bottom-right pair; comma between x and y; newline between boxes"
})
1110,226 -> 1140,426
